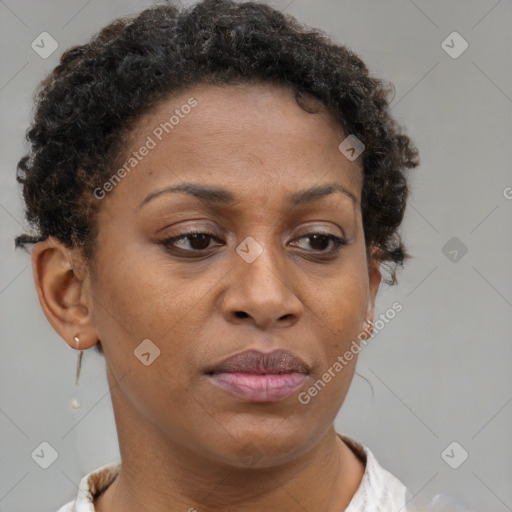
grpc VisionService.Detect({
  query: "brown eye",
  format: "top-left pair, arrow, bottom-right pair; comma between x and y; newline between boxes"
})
160,230 -> 223,253
292,233 -> 347,253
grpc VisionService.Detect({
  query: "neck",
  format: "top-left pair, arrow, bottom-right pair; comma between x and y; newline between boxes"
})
96,384 -> 365,512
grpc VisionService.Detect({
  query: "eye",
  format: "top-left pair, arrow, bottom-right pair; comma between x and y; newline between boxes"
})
291,232 -> 348,254
160,229 -> 223,253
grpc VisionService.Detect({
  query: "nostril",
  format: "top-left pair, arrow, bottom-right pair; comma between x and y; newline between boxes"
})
235,311 -> 248,318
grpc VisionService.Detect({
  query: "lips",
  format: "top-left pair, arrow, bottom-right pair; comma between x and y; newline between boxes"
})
206,349 -> 310,375
205,349 -> 310,402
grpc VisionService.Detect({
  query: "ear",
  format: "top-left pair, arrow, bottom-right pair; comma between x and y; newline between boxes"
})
361,245 -> 382,339
31,237 -> 98,350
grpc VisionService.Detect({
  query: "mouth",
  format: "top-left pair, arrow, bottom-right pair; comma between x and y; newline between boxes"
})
205,349 -> 310,402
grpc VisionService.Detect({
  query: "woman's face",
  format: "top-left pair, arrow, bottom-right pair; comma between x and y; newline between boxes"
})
84,82 -> 381,467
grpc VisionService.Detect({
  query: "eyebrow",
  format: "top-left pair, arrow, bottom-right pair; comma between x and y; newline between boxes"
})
138,182 -> 357,209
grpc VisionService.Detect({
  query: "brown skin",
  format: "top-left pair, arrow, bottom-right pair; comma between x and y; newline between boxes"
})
32,82 -> 382,511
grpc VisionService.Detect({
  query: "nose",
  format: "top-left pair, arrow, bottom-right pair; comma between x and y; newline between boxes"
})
220,240 -> 304,330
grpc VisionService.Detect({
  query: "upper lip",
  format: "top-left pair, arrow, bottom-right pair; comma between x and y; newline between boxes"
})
206,349 -> 310,375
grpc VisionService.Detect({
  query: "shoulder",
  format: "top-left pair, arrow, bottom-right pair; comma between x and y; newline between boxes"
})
338,433 -> 413,512
55,502 -> 74,512
55,460 -> 121,512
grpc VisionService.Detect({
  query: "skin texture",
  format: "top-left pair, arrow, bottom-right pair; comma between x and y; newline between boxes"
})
31,82 -> 382,511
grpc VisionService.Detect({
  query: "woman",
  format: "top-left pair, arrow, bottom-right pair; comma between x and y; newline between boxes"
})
15,0 -> 420,510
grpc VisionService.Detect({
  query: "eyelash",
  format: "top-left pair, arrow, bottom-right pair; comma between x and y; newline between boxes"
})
159,229 -> 348,257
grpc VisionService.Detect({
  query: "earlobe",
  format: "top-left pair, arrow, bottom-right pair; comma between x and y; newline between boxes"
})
31,237 -> 98,350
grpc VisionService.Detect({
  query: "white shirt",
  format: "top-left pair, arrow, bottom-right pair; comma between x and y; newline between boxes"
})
56,433 -> 413,511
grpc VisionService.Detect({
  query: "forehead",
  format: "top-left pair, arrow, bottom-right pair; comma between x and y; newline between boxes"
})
105,82 -> 363,210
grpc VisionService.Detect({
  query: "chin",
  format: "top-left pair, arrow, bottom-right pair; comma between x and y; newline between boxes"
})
197,418 -> 321,469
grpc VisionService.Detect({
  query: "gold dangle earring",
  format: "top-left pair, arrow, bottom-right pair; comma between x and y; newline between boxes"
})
74,335 -> 83,386
70,334 -> 83,409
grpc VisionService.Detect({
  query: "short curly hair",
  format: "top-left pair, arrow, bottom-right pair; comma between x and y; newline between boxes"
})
15,0 -> 419,289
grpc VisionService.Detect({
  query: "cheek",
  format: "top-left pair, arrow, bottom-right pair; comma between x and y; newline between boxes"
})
90,248 -> 198,340
297,331 -> 359,422
89,257 -> 204,427
88,245 -> 225,395
296,269 -> 368,408
312,265 -> 369,346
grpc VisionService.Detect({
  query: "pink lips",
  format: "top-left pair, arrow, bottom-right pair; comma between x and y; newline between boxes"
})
206,349 -> 309,402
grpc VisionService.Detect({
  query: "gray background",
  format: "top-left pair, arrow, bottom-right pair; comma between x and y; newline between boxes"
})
1,1 -> 511,511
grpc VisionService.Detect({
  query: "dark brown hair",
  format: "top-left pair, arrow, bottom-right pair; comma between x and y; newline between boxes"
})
15,0 -> 419,290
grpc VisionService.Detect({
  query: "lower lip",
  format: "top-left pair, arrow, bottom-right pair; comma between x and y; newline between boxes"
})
208,372 -> 307,402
